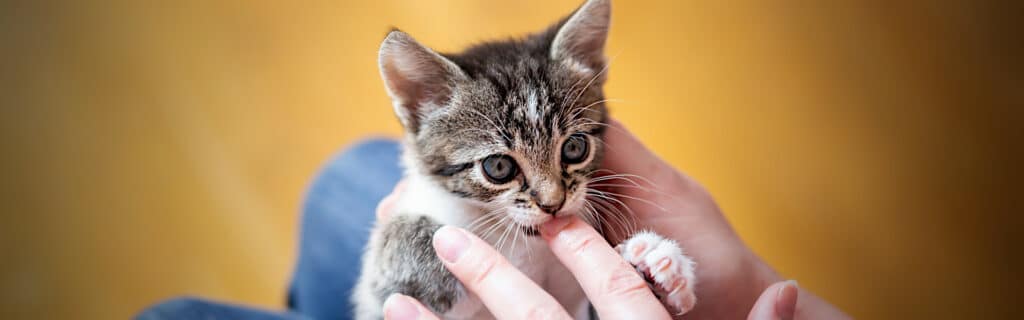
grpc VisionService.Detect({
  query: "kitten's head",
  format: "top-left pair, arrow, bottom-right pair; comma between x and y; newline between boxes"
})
379,0 -> 610,229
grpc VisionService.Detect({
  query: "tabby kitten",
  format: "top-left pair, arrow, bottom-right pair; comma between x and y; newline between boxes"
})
352,0 -> 696,319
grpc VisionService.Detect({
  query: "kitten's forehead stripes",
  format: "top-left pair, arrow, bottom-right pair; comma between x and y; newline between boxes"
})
397,13 -> 608,203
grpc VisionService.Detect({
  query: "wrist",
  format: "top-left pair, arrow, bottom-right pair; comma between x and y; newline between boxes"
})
704,249 -> 784,320
742,249 -> 783,297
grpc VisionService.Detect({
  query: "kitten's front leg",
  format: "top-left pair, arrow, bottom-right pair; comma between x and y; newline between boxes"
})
354,215 -> 477,320
617,231 -> 698,315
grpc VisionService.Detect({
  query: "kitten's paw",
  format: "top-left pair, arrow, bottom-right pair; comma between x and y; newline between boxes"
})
617,231 -> 697,315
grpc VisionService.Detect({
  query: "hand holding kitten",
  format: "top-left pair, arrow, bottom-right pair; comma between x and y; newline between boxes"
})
596,119 -> 850,320
376,196 -> 797,320
372,118 -> 846,320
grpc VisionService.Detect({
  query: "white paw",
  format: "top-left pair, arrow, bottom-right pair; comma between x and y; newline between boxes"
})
617,231 -> 697,315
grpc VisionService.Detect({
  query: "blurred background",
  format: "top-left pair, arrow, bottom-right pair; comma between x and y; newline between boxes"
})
1,0 -> 1020,319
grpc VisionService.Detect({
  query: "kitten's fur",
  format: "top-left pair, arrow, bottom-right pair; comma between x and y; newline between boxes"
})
353,1 -> 696,319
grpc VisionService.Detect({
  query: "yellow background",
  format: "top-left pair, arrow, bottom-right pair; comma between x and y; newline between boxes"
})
1,0 -> 1018,319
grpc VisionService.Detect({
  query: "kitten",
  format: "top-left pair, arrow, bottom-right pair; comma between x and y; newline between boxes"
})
352,0 -> 696,319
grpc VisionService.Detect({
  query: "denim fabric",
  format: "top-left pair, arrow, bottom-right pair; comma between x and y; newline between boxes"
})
137,139 -> 402,320
136,297 -> 310,320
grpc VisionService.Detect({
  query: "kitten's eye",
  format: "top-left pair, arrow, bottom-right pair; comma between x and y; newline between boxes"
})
482,155 -> 518,184
562,134 -> 589,164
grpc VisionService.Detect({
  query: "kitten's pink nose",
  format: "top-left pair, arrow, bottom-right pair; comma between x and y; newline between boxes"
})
537,202 -> 563,215
530,189 -> 565,215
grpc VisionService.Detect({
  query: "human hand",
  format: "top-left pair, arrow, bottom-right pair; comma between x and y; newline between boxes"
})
376,185 -> 799,320
594,118 -> 848,319
379,185 -> 675,319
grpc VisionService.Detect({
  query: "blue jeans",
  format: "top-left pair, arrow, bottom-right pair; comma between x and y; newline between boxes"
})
137,139 -> 403,320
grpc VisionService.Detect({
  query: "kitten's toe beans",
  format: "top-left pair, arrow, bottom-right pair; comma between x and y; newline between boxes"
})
618,231 -> 697,315
618,232 -> 660,266
642,241 -> 684,284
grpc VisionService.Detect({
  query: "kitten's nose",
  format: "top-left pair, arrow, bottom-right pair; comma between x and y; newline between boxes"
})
537,202 -> 563,215
530,189 -> 565,215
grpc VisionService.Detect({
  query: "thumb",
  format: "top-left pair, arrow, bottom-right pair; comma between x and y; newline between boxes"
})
747,280 -> 799,320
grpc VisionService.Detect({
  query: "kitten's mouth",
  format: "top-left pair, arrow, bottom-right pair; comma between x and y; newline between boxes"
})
509,214 -> 548,237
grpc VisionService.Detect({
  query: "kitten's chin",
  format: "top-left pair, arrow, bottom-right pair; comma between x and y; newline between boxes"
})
515,220 -> 545,237
508,211 -> 553,227
506,193 -> 588,228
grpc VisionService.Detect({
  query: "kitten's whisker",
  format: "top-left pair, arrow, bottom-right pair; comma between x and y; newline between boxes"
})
566,119 -> 611,130
590,169 -> 648,180
511,221 -> 520,257
589,188 -> 668,212
566,56 -> 615,110
560,72 -> 590,108
589,175 -> 643,187
466,206 -> 507,232
467,211 -> 505,234
477,209 -> 511,242
492,217 -> 507,251
559,54 -> 610,108
567,98 -> 623,122
496,216 -> 516,254
598,172 -> 659,188
524,223 -> 534,261
588,197 -> 625,239
588,194 -> 636,238
589,171 -> 661,191
588,170 -> 684,203
478,217 -> 506,243
587,175 -> 643,188
588,183 -> 665,198
578,200 -> 595,226
586,189 -> 640,233
588,182 -> 679,200
582,200 -> 605,235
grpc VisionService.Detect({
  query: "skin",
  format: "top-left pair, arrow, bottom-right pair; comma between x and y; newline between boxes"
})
375,118 -> 850,320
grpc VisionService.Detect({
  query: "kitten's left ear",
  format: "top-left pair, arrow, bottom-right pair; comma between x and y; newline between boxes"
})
379,30 -> 467,133
551,0 -> 611,76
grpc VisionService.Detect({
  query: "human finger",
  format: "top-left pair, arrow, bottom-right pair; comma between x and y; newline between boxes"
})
746,280 -> 799,320
383,293 -> 443,320
432,226 -> 572,320
540,216 -> 672,320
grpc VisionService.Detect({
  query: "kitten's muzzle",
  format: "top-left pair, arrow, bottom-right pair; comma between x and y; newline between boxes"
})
530,190 -> 565,215
528,175 -> 566,215
537,202 -> 564,215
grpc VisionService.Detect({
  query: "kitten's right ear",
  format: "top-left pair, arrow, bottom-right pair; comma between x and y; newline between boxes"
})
379,31 -> 466,133
551,0 -> 611,77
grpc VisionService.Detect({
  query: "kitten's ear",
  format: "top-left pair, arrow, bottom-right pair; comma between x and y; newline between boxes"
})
551,0 -> 611,76
379,30 -> 466,133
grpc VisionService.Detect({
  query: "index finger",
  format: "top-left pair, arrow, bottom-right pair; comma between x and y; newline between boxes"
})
540,216 -> 672,320
432,226 -> 573,320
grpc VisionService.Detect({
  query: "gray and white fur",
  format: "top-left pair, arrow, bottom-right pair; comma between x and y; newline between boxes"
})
353,0 -> 697,319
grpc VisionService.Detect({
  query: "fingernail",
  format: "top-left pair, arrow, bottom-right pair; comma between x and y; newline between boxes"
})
433,226 -> 470,263
540,216 -> 573,237
776,280 -> 799,320
383,294 -> 420,320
